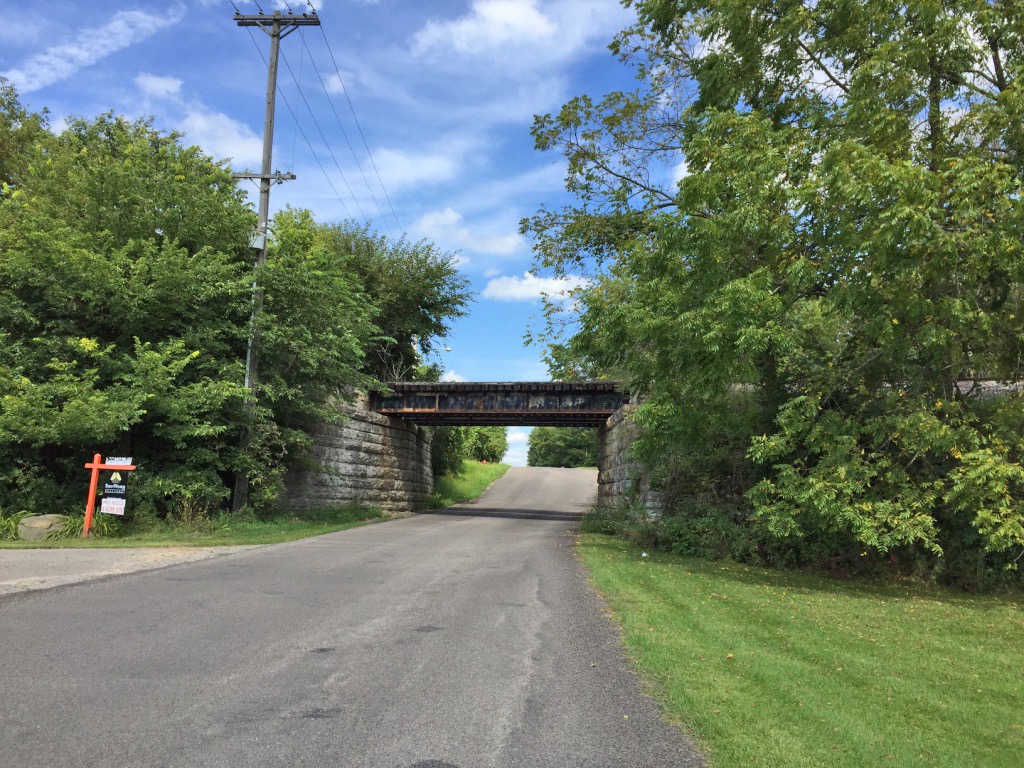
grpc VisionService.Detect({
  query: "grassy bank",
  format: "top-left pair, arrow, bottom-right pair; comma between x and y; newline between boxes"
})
427,460 -> 510,508
578,533 -> 1023,768
0,505 -> 383,549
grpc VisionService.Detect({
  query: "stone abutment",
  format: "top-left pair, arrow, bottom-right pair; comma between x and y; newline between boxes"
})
598,404 -> 662,517
283,400 -> 432,514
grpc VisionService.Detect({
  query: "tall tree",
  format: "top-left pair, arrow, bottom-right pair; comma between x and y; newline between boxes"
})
0,109 -> 257,515
466,427 -> 509,463
0,90 -> 471,517
527,0 -> 1024,578
273,208 -> 471,382
527,427 -> 599,468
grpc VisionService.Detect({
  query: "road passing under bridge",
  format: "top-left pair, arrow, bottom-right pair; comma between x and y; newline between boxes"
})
0,468 -> 700,768
371,381 -> 628,426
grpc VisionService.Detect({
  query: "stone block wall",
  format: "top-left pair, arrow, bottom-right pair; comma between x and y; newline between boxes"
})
282,402 -> 432,514
598,404 -> 663,517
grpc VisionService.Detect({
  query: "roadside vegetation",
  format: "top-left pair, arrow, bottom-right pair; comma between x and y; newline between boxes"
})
0,78 -> 472,528
527,426 -> 598,468
0,505 -> 382,548
0,455 -> 510,546
527,2 -> 1024,589
427,459 -> 510,509
578,531 -> 1023,768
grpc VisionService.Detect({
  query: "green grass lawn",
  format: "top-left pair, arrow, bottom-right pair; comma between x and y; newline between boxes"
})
578,533 -> 1024,768
2,461 -> 511,548
0,506 -> 384,548
426,459 -> 510,508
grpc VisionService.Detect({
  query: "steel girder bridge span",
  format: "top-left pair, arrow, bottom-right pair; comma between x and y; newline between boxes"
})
370,381 -> 628,427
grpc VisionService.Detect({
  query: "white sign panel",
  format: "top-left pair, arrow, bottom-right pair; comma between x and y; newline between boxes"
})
100,497 -> 126,516
105,456 -> 132,466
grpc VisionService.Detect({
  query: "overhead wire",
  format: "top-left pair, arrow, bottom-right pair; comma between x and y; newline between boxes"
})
298,28 -> 392,233
237,14 -> 355,220
278,47 -> 370,223
305,0 -> 403,232
290,26 -> 305,172
227,0 -> 399,229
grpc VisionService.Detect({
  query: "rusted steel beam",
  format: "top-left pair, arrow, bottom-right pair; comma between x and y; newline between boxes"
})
368,381 -> 629,427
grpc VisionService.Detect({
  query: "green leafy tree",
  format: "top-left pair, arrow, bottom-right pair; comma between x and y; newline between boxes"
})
465,426 -> 508,463
0,108 -> 256,514
0,77 -> 48,190
527,427 -> 599,468
0,94 -> 454,516
528,0 -> 1024,582
269,208 -> 471,383
430,426 -> 468,477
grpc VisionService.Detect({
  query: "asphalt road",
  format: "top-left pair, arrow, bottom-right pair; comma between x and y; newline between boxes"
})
0,467 -> 701,768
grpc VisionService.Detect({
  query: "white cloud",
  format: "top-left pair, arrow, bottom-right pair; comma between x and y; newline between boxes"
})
411,0 -> 632,72
322,69 -> 359,94
671,158 -> 689,186
507,428 -> 529,444
482,271 -> 587,302
1,7 -> 185,93
415,207 -> 523,257
180,108 -> 263,167
372,143 -> 468,190
505,426 -> 532,466
134,72 -> 182,99
48,115 -> 69,136
413,0 -> 556,56
440,370 -> 467,382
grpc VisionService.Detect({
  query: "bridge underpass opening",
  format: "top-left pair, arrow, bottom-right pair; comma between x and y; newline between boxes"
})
369,381 -> 628,427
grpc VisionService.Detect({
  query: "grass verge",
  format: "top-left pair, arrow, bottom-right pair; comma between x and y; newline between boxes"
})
577,533 -> 1023,768
0,505 -> 383,548
426,459 -> 510,509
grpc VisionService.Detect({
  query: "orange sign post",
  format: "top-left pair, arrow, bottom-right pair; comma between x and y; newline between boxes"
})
83,454 -> 137,537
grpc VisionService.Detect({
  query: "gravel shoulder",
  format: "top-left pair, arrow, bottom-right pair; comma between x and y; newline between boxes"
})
0,546 -> 260,595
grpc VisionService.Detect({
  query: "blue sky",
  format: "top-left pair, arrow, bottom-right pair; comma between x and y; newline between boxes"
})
0,0 -> 640,463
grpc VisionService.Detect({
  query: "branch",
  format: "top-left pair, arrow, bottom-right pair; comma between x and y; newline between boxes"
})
585,152 -> 678,205
797,39 -> 849,95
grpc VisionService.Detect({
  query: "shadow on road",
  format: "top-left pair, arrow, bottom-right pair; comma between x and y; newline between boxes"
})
418,507 -> 585,522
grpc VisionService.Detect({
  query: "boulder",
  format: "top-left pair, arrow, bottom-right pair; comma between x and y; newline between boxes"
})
18,514 -> 69,541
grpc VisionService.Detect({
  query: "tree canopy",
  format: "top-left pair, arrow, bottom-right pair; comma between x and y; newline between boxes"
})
0,82 -> 471,518
466,427 -> 509,464
526,1 -> 1024,585
527,427 -> 599,468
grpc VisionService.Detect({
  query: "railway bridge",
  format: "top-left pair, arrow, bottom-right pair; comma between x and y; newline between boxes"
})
370,381 -> 628,427
284,381 -> 648,514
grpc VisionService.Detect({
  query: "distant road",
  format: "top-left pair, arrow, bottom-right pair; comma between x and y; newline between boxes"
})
0,467 -> 700,768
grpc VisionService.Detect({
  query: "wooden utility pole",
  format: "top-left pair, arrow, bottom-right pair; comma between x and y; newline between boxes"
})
232,9 -> 320,511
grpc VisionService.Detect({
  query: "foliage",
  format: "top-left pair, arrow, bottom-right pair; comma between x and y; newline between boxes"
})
580,534 -> 1024,767
0,87 -> 470,520
426,459 -> 511,509
527,426 -> 599,467
430,426 -> 468,477
0,505 -> 382,548
464,426 -> 508,463
0,509 -> 31,540
272,208 -> 471,382
528,0 -> 1024,585
0,106 -> 256,516
0,77 -> 48,190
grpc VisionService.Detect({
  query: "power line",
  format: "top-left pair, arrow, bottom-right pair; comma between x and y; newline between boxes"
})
306,0 -> 403,232
278,47 -> 370,222
230,0 -> 401,231
240,21 -> 354,220
290,28 -> 305,172
298,28 -> 392,233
